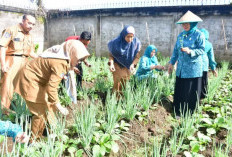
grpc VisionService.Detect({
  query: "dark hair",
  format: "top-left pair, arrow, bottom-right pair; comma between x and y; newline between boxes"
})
80,31 -> 91,40
22,14 -> 34,20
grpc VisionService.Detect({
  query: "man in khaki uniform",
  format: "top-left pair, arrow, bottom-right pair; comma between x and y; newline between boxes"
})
0,14 -> 38,110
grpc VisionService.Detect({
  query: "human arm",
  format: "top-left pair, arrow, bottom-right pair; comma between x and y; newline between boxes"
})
130,51 -> 141,74
207,45 -> 217,75
0,120 -> 23,142
83,58 -> 91,67
108,53 -> 115,72
47,60 -> 69,115
186,33 -> 205,57
0,29 -> 13,73
150,65 -> 165,71
0,46 -> 8,73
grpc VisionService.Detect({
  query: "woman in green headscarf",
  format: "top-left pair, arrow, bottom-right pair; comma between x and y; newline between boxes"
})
135,45 -> 164,80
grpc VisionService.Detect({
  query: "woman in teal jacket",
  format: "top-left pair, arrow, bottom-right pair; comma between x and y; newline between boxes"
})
168,11 -> 205,117
135,45 -> 164,80
0,120 -> 29,143
200,28 -> 217,99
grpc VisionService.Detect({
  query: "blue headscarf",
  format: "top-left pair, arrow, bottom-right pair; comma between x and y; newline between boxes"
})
144,45 -> 158,57
200,28 -> 209,40
183,22 -> 198,35
108,26 -> 141,69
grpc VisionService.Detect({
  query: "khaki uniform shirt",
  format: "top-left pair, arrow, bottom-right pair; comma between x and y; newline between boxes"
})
14,57 -> 69,104
0,24 -> 34,56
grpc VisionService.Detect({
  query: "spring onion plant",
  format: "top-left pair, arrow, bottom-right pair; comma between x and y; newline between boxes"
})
105,90 -> 121,134
121,81 -> 138,121
152,137 -> 168,157
207,62 -> 229,101
74,104 -> 96,149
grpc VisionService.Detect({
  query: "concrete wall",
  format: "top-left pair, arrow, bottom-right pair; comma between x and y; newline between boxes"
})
0,6 -> 45,53
47,5 -> 232,62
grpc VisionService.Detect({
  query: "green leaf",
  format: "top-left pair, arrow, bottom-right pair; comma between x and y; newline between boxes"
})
215,117 -> 225,124
93,145 -> 101,157
0,135 -> 4,143
111,134 -> 120,141
100,134 -> 110,145
183,151 -> 192,157
187,136 -> 197,141
206,128 -> 216,135
104,142 -> 112,149
197,132 -> 211,142
61,134 -> 69,143
100,145 -> 106,156
75,149 -> 84,157
201,118 -> 212,125
191,144 -> 200,153
111,141 -> 119,153
68,146 -> 78,155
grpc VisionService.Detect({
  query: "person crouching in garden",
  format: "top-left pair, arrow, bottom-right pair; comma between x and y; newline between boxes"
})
13,40 -> 90,140
135,45 -> 164,81
200,28 -> 217,99
168,11 -> 205,118
0,120 -> 29,143
108,26 -> 141,96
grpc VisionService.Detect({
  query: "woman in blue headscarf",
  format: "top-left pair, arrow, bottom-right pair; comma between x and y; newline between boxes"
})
108,26 -> 141,92
135,45 -> 164,80
200,28 -> 217,99
168,11 -> 205,117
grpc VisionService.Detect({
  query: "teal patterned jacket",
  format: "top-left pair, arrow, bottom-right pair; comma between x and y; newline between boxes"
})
170,29 -> 205,78
0,120 -> 22,141
200,29 -> 217,71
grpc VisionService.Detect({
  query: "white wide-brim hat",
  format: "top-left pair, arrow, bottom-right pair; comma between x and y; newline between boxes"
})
176,10 -> 203,24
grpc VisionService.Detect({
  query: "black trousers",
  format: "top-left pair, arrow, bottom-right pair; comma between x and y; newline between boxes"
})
76,63 -> 83,88
200,71 -> 208,99
173,76 -> 202,116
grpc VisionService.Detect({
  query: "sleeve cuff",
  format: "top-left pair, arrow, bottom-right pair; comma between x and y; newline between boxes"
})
190,50 -> 196,57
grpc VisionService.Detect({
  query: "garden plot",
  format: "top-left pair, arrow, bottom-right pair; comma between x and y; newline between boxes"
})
0,56 -> 232,157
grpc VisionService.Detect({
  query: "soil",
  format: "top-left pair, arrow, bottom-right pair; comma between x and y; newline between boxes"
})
113,105 -> 173,156
0,137 -> 14,154
2,80 -> 232,156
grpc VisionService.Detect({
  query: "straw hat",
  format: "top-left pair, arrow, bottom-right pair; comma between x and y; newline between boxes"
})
176,10 -> 203,24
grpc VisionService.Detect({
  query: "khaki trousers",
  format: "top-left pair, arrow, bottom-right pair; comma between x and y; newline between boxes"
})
0,56 -> 28,109
26,100 -> 57,140
112,63 -> 131,94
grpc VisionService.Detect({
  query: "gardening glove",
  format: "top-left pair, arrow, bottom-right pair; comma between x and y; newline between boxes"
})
55,103 -> 69,116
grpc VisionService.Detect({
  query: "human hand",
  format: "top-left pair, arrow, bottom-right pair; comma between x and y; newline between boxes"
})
150,65 -> 156,70
155,65 -> 165,70
73,67 -> 80,75
181,47 -> 191,54
16,132 -> 29,143
84,61 -> 91,67
109,64 -> 115,72
1,64 -> 9,73
130,64 -> 136,74
55,103 -> 69,116
212,70 -> 218,77
168,64 -> 173,75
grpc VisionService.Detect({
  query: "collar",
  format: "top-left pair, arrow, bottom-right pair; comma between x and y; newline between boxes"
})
18,24 -> 30,35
